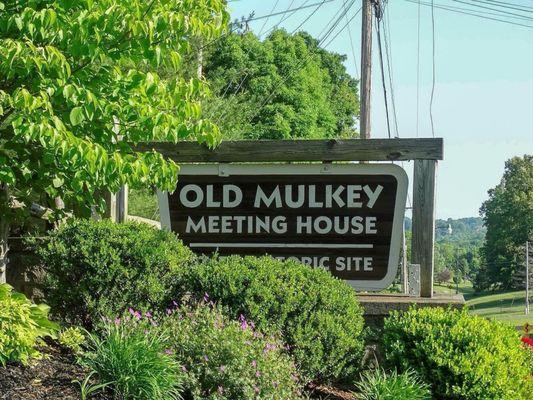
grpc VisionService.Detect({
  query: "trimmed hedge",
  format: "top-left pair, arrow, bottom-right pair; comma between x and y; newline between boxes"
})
383,307 -> 533,400
36,219 -> 194,327
176,255 -> 366,383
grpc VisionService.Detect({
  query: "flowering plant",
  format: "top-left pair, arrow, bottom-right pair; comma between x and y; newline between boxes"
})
155,301 -> 302,400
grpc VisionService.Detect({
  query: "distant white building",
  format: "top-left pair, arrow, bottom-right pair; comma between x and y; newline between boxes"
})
447,224 -> 453,235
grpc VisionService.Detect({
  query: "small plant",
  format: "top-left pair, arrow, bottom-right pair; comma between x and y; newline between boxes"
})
0,283 -> 59,366
82,317 -> 184,400
176,255 -> 366,382
355,369 -> 431,400
73,371 -> 114,400
159,304 -> 302,399
35,219 -> 195,327
59,326 -> 85,354
383,307 -> 533,400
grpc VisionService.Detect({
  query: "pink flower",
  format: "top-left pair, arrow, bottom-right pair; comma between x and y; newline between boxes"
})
164,349 -> 173,355
251,359 -> 257,368
255,370 -> 261,377
253,385 -> 260,394
181,365 -> 188,372
114,318 -> 121,325
239,314 -> 248,330
145,311 -> 152,318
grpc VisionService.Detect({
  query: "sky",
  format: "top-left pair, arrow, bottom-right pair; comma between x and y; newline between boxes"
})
226,0 -> 533,219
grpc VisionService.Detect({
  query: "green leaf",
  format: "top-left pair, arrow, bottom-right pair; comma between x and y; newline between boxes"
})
69,107 -> 85,126
52,177 -> 64,188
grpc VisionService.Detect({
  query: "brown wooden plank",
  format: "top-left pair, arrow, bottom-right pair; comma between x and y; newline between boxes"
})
411,159 -> 437,298
133,138 -> 443,162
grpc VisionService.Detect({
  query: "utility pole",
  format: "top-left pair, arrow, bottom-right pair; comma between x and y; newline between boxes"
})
526,240 -> 530,315
360,0 -> 375,139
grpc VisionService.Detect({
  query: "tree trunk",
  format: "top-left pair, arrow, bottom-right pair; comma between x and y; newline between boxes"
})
0,184 -> 9,284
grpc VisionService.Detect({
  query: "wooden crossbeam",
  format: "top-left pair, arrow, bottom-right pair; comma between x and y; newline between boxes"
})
133,138 -> 443,163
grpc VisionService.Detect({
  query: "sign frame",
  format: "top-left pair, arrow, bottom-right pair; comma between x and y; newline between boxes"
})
158,162 -> 408,291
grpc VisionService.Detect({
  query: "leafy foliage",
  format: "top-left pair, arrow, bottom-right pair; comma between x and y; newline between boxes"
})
34,218 -> 195,327
59,326 -> 85,354
355,369 -> 431,400
202,29 -> 359,139
82,317 -> 184,400
0,0 -> 228,219
0,283 -> 59,366
177,255 -> 366,383
383,307 -> 533,400
160,304 -> 302,399
478,155 -> 532,290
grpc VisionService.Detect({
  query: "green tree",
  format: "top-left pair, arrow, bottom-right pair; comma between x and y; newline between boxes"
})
477,155 -> 533,290
0,0 -> 228,281
202,29 -> 359,139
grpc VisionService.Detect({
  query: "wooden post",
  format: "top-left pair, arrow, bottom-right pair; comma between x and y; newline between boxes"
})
412,160 -> 437,298
117,185 -> 128,223
360,0 -> 373,139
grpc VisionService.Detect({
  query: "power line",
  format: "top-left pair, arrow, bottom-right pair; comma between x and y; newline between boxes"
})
245,0 -> 336,23
258,0 -> 281,36
403,0 -> 533,28
383,5 -> 399,138
450,0 -> 533,21
345,6 -> 360,79
468,0 -> 533,14
429,0 -> 436,138
416,0 -> 421,137
376,14 -> 392,138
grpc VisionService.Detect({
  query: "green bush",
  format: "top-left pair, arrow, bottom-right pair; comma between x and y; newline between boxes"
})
82,318 -> 184,400
0,283 -> 59,366
355,369 -> 431,400
383,307 -> 533,400
160,304 -> 302,399
177,255 -> 366,382
35,218 -> 195,327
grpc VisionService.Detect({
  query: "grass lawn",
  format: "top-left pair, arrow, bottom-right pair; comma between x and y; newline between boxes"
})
435,282 -> 531,328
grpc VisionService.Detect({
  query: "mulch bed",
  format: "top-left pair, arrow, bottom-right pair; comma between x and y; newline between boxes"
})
0,340 -> 101,400
0,340 -> 356,400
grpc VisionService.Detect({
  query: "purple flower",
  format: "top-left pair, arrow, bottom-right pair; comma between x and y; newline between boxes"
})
217,386 -> 224,394
255,370 -> 261,378
145,311 -> 152,318
203,355 -> 209,362
166,308 -> 172,315
181,365 -> 188,372
251,359 -> 257,368
239,314 -> 248,330
219,365 -> 226,372
164,349 -> 173,355
114,318 -> 121,325
253,385 -> 260,394
203,292 -> 210,302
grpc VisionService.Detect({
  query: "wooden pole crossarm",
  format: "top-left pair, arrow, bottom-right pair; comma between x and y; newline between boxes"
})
133,138 -> 443,163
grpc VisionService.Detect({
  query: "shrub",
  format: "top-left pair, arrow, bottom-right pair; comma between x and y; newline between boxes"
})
159,304 -> 302,400
59,326 -> 86,354
177,255 -> 366,382
82,318 -> 184,400
355,369 -> 431,400
0,283 -> 59,366
383,307 -> 533,400
35,218 -> 195,327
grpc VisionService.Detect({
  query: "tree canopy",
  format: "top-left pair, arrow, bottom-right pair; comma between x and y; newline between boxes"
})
477,155 -> 533,290
0,0 -> 227,217
202,29 -> 359,140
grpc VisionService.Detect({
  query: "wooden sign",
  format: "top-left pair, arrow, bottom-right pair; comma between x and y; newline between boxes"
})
159,163 -> 408,290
